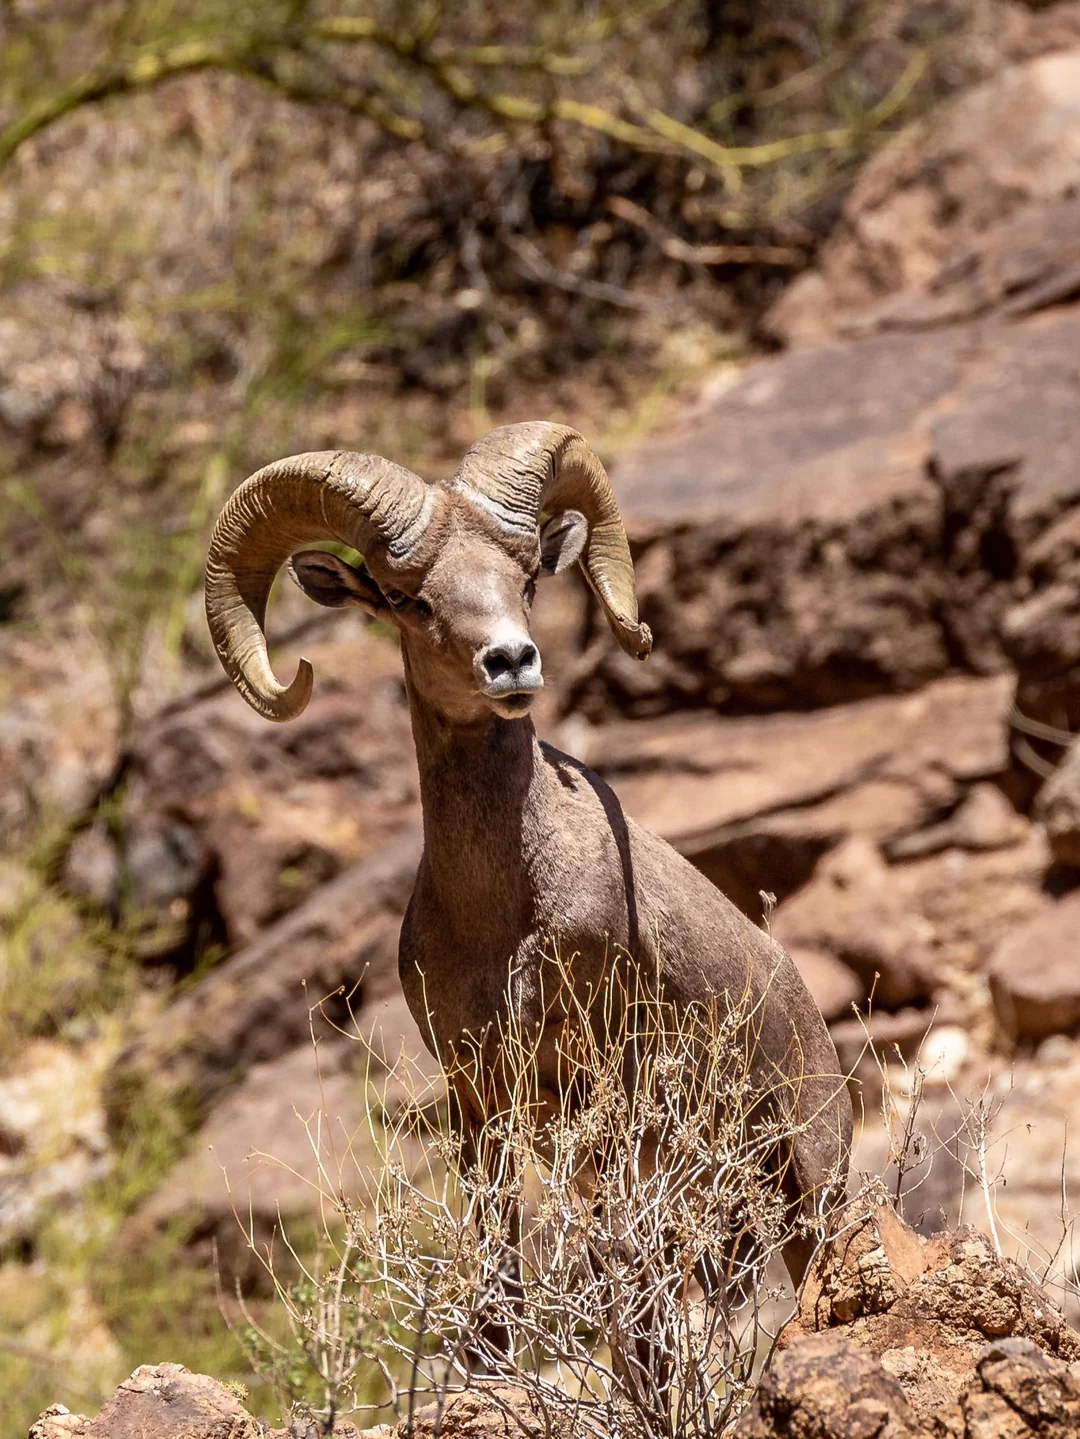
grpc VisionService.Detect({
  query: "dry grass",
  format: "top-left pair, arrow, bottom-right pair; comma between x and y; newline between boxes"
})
231,950 -> 852,1436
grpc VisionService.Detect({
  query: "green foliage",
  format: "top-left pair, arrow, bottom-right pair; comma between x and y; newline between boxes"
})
0,865 -> 127,1044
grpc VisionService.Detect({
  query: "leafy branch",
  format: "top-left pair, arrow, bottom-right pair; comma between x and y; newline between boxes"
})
0,6 -> 928,201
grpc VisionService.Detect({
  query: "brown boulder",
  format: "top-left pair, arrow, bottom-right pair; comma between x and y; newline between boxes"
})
32,1375 -> 567,1439
577,298 -> 1080,721
737,1333 -> 1080,1439
960,1337 -> 1080,1438
883,782 -> 1026,861
774,838 -> 938,1009
403,1386 -> 572,1439
735,1332 -> 928,1438
103,620 -> 418,962
128,998 -> 440,1280
988,893 -> 1080,1041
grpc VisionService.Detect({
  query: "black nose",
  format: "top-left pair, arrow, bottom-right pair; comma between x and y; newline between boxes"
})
480,638 -> 540,685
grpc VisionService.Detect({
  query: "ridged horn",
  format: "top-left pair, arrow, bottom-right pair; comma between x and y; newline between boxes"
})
452,422 -> 652,661
205,451 -> 433,721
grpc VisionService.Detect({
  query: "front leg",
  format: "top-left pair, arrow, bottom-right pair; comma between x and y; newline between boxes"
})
449,1083 -> 524,1374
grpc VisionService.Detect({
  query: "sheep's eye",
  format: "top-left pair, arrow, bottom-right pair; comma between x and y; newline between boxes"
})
384,588 -> 410,609
524,572 -> 538,605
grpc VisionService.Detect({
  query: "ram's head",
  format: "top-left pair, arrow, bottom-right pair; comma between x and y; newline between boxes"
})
205,423 -> 651,724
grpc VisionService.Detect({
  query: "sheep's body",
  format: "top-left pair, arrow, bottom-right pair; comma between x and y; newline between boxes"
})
204,420 -> 853,1291
399,697 -> 851,1277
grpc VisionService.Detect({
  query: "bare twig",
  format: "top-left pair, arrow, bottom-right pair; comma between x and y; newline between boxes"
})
606,196 -> 802,267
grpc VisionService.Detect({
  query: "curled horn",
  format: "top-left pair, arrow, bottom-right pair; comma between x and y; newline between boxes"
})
205,451 -> 432,721
452,422 -> 652,661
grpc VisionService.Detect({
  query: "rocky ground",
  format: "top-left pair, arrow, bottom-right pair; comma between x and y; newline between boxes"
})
30,1203 -> 1080,1438
6,7 -> 1080,1435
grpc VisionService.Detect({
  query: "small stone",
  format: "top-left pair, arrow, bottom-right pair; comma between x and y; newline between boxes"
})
1036,1033 -> 1076,1066
918,1026 -> 971,1088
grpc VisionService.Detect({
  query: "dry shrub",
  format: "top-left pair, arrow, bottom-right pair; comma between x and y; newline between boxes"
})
234,950 -> 851,1436
856,1014 -> 1080,1322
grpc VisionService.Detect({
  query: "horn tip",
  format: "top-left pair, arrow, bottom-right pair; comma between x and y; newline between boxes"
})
282,656 -> 314,719
618,622 -> 652,662
259,656 -> 314,722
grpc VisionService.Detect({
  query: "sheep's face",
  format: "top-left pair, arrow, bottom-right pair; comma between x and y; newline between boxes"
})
288,491 -> 587,723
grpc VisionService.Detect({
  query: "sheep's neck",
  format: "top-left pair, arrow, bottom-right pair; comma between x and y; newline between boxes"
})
406,673 -> 546,935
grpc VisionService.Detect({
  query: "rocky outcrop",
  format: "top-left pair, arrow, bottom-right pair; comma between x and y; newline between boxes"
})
36,1213 -> 1080,1439
124,993 -> 440,1281
738,1200 -> 1080,1437
570,299 -> 1080,722
737,1332 -> 1080,1438
30,1365 -> 264,1439
31,1371 -> 566,1439
771,823 -> 1048,1009
735,1333 -> 928,1438
58,618 -> 418,968
580,673 -> 1016,920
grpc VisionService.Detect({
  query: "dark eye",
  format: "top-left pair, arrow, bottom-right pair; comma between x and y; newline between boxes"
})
524,573 -> 538,605
384,588 -> 431,618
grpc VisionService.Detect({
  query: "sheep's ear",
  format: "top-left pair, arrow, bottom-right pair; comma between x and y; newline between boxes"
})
287,550 -> 386,614
538,509 -> 588,577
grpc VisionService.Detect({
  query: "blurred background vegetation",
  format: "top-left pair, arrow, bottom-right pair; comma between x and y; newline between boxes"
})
0,0 -> 1010,1431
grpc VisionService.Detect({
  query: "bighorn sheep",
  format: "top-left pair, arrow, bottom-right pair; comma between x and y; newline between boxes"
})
204,422 -> 852,1288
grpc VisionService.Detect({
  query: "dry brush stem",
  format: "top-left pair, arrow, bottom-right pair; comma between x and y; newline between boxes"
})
862,1017 -> 1080,1319
234,951 -> 852,1437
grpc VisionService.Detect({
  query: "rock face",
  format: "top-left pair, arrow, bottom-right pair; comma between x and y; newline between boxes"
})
559,50 -> 1080,725
772,824 -> 1048,1009
108,826 -> 423,1126
73,619 -> 418,968
572,301 -> 1080,721
125,995 -> 440,1282
735,1332 -> 927,1438
737,1332 -> 1080,1438
580,673 -> 1015,921
767,50 -> 1080,346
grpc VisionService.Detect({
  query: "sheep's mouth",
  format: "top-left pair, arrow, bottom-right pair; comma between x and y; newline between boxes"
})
487,691 -> 538,719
